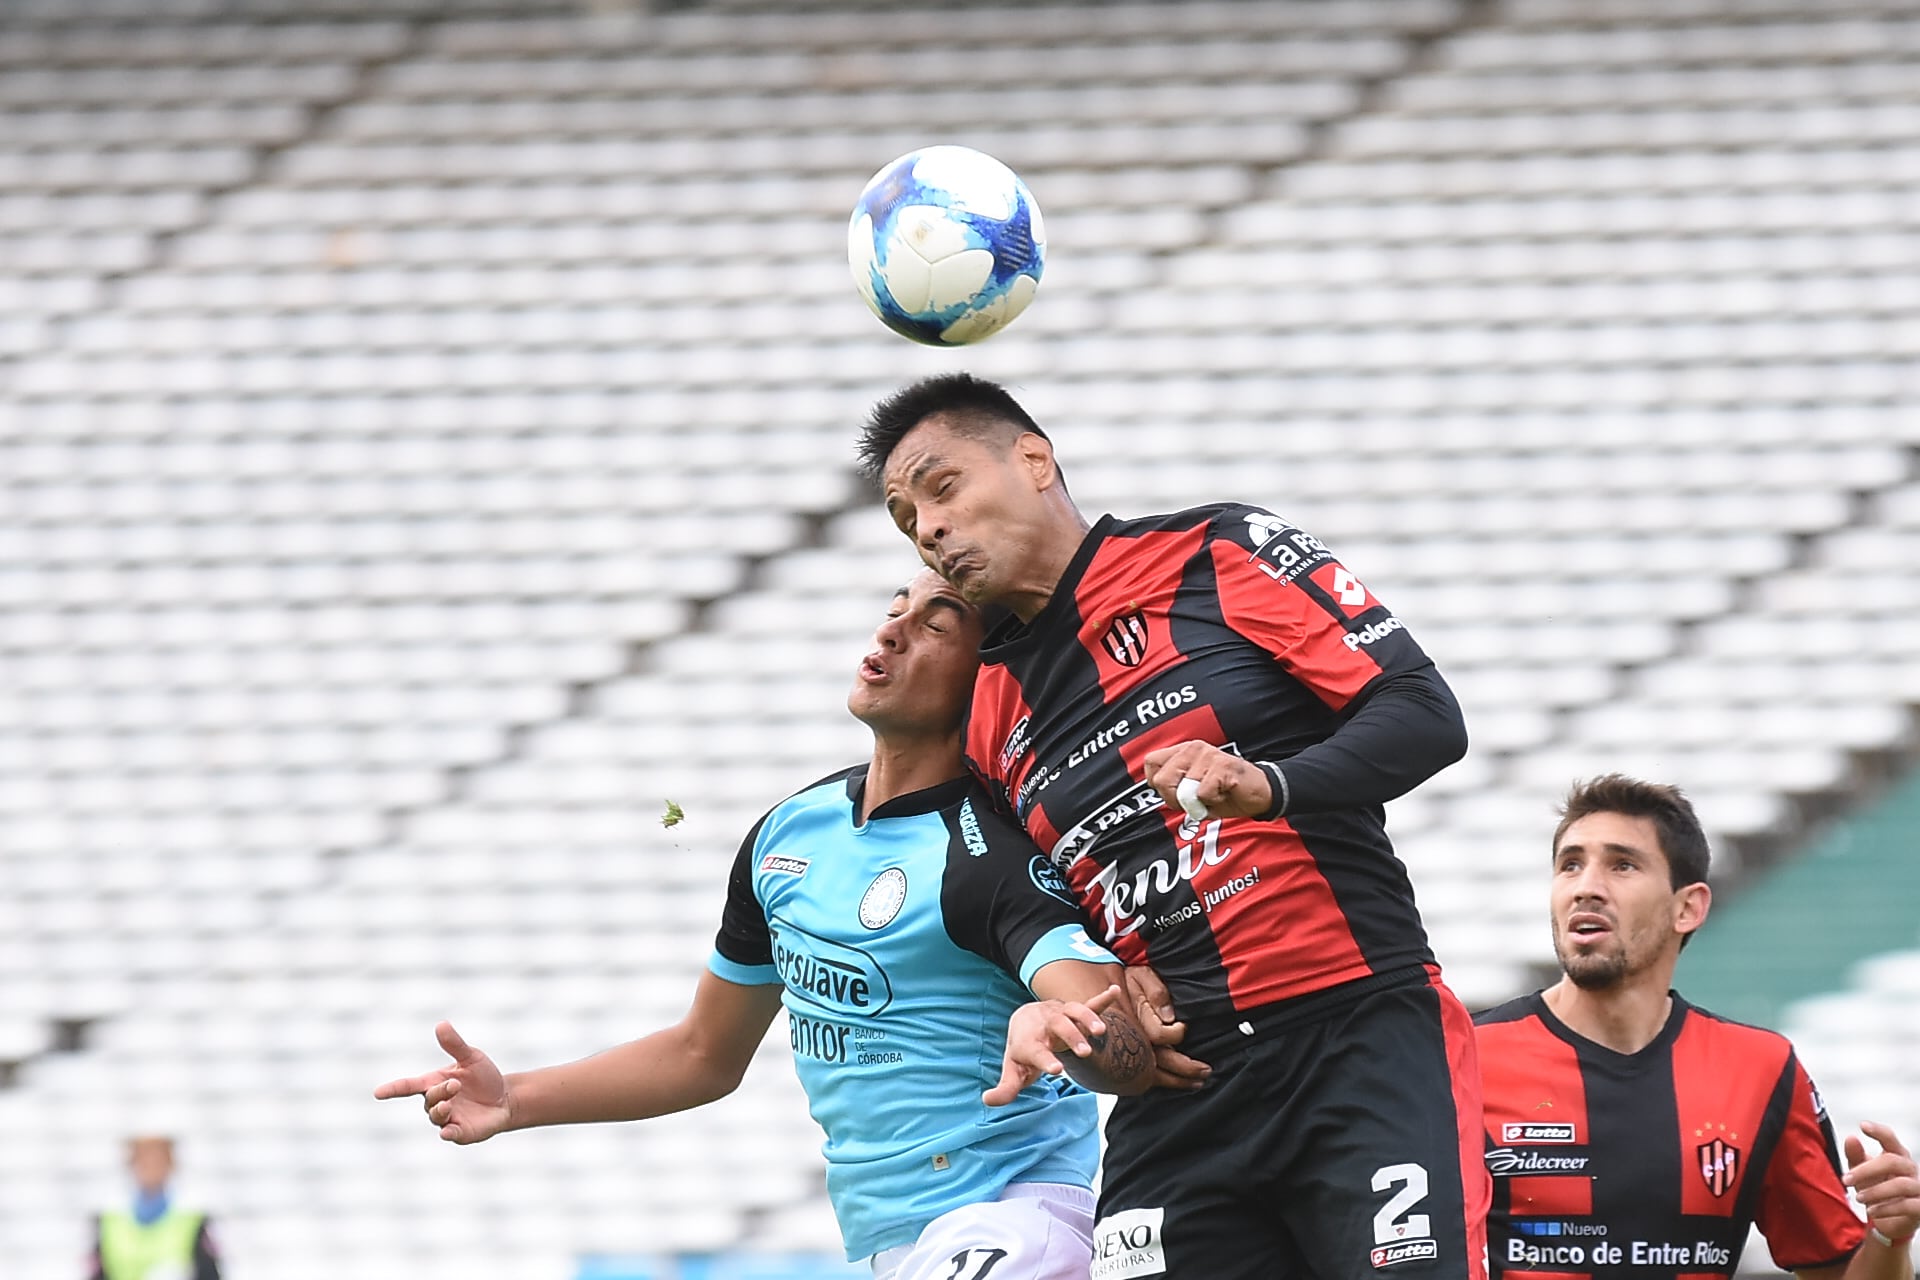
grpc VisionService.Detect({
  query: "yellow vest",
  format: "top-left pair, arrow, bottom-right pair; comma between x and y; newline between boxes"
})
97,1207 -> 204,1280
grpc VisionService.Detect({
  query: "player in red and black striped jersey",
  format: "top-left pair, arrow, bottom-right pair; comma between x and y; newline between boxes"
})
1477,774 -> 1920,1280
860,373 -> 1488,1280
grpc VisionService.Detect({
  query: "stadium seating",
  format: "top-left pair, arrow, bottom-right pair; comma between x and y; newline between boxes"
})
1,0 -> 1917,1276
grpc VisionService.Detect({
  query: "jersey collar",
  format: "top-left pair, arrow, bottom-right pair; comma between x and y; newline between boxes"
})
1529,988 -> 1693,1071
844,766 -> 974,822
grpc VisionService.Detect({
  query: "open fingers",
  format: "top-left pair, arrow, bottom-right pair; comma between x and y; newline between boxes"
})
372,1069 -> 445,1101
1085,984 -> 1125,1016
1863,1121 -> 1913,1161
435,1020 -> 477,1063
1044,1005 -> 1104,1056
1849,1153 -> 1920,1197
983,1054 -> 1042,1107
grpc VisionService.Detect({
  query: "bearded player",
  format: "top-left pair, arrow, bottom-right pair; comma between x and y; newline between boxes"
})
1477,774 -> 1919,1280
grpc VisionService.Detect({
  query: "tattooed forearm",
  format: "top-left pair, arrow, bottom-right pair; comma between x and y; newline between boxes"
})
1066,1015 -> 1152,1093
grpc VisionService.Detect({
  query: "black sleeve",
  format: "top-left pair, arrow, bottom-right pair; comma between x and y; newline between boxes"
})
86,1216 -> 105,1280
194,1217 -> 222,1280
1259,664 -> 1468,818
711,811 -> 775,971
939,790 -> 1100,983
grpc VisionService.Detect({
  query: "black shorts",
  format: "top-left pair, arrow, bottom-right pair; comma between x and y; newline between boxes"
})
1093,968 -> 1490,1280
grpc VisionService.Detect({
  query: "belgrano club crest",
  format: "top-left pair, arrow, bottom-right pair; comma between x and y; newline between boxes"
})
1101,611 -> 1149,667
1698,1135 -> 1739,1196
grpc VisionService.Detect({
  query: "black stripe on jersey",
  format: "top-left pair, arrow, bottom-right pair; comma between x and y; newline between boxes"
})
1579,1029 -> 1685,1255
1471,996 -> 1538,1026
1725,1056 -> 1800,1273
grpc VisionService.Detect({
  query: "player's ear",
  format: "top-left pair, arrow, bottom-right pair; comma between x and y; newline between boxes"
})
1673,881 -> 1711,942
1015,431 -> 1058,491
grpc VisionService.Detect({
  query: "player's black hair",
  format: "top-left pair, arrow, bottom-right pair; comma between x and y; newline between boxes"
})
1554,774 -> 1712,945
856,372 -> 1051,482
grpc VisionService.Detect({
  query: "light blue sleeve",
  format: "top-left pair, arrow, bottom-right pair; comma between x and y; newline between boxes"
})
1017,922 -> 1120,991
707,950 -> 781,987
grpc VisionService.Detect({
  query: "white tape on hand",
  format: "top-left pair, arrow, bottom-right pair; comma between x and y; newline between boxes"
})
1175,776 -> 1209,823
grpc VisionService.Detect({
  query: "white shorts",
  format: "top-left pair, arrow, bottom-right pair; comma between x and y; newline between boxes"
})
870,1182 -> 1097,1280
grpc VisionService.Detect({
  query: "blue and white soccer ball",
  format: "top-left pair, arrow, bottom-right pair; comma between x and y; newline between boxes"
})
848,145 -> 1046,346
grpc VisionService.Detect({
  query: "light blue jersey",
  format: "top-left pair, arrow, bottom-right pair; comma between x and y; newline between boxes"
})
709,766 -> 1116,1260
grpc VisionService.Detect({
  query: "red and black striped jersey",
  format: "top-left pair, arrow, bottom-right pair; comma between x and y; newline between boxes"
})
964,503 -> 1463,1023
1475,992 -> 1863,1280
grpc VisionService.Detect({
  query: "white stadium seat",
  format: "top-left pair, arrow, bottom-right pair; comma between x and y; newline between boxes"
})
2,0 -> 1919,1276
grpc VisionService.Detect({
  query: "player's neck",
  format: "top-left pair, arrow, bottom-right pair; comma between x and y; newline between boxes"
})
860,736 -> 966,822
1543,971 -> 1676,1056
1005,508 -> 1095,623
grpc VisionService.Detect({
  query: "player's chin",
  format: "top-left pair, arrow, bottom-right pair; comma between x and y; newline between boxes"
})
1558,950 -> 1629,991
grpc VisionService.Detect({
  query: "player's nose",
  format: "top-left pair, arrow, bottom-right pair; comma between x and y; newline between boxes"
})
915,505 -> 948,550
1568,872 -> 1610,903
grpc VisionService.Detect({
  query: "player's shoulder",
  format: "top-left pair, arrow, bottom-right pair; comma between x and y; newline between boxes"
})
1103,501 -> 1273,542
1473,991 -> 1549,1030
1676,994 -> 1798,1061
1113,501 -> 1339,559
753,763 -> 865,831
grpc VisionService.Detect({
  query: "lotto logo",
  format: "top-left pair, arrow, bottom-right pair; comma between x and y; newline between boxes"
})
1311,562 -> 1378,618
1372,1240 -> 1439,1269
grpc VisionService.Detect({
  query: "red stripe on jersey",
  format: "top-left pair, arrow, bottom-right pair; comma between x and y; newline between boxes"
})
1478,1007 -> 1592,1138
968,664 -> 1033,795
1075,527 -> 1203,704
1210,538 -> 1383,712
1507,1176 -> 1593,1217
1105,704 -> 1370,1006
1432,972 -> 1492,1280
1753,1057 -> 1865,1266
1670,1015 -> 1783,1217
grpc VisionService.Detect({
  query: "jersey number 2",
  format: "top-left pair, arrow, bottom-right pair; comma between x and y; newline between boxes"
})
944,1248 -> 1008,1279
1371,1163 -> 1431,1245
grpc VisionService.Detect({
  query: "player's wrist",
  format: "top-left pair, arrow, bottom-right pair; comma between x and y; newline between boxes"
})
1870,1226 -> 1914,1248
1252,762 -> 1289,821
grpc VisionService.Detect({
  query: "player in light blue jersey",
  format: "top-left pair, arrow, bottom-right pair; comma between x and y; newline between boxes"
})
377,570 -> 1180,1279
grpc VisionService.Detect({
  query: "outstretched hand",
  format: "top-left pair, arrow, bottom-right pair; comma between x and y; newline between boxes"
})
985,985 -> 1126,1106
1845,1121 -> 1920,1246
373,1021 -> 514,1145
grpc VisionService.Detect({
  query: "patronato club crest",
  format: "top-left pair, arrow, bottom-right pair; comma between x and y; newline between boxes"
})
1101,611 -> 1149,667
1697,1136 -> 1739,1196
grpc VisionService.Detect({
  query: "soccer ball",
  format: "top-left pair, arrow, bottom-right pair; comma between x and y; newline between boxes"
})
847,145 -> 1046,346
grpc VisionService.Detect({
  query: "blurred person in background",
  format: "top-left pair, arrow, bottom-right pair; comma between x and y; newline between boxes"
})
1476,775 -> 1920,1280
87,1135 -> 222,1280
377,570 -> 1187,1280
